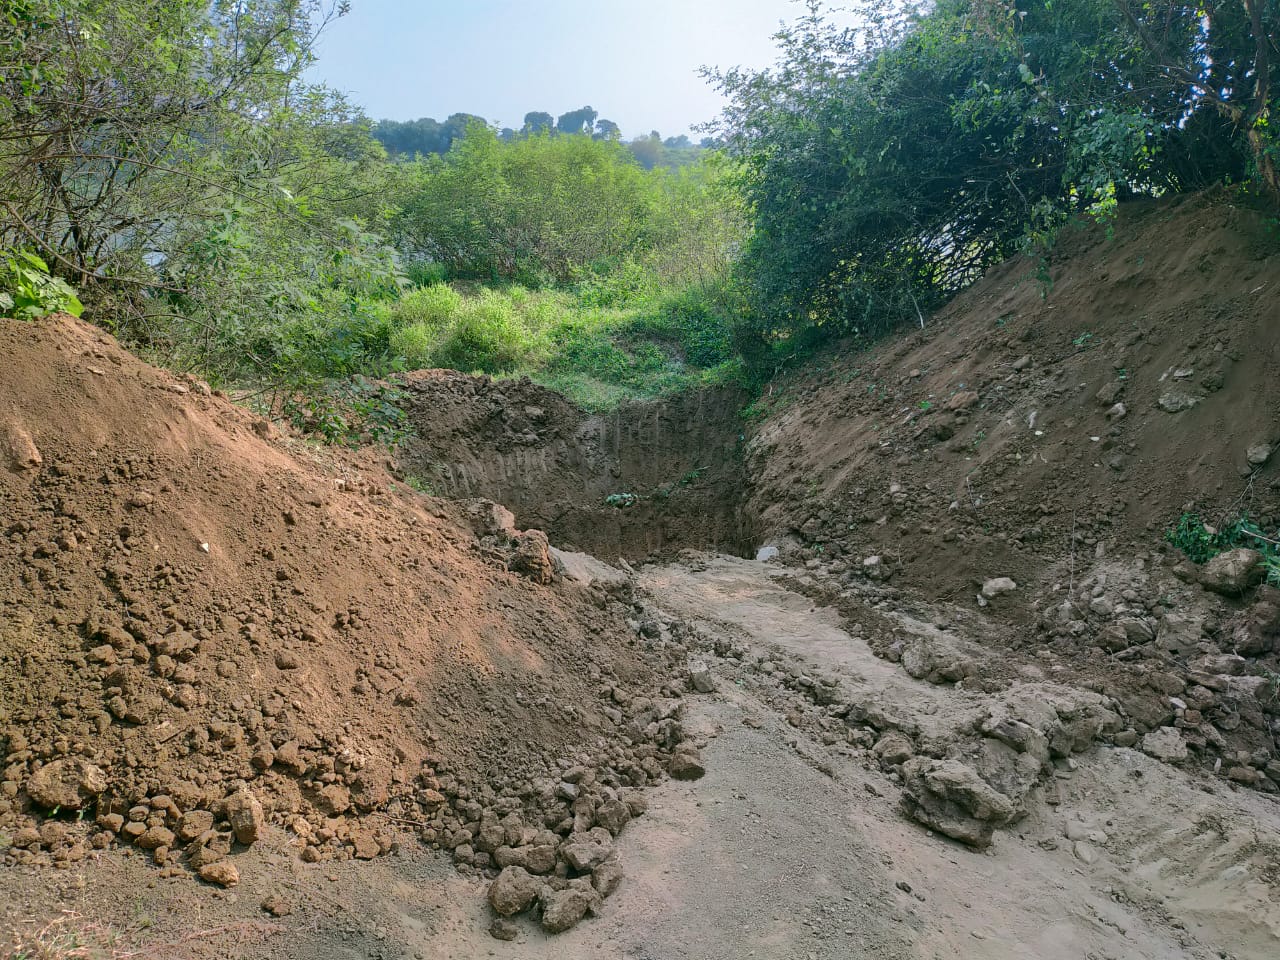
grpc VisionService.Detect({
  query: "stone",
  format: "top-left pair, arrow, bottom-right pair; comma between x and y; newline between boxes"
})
225,789 -> 265,845
668,746 -> 706,781
872,731 -> 915,768
134,826 -> 175,850
315,783 -> 351,815
1246,443 -> 1272,467
1141,727 -> 1188,763
2,420 -> 42,471
946,391 -> 979,411
756,545 -> 780,562
177,809 -> 214,842
1157,612 -> 1203,654
489,918 -> 519,941
509,529 -> 554,584
560,827 -> 614,871
26,758 -> 106,811
540,887 -> 597,934
525,843 -> 557,875
487,866 -> 541,917
1106,402 -> 1127,420
594,797 -> 631,836
592,858 -> 624,898
261,895 -> 292,917
981,577 -> 1017,600
1157,391 -> 1198,413
1072,840 -> 1098,865
198,861 -> 240,887
1012,355 -> 1032,371
687,658 -> 715,694
1095,381 -> 1124,405
1200,548 -> 1264,595
899,758 -> 1016,849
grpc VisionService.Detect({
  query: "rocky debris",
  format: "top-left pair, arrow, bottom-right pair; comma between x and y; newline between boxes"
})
668,743 -> 706,781
539,884 -> 599,934
979,577 -> 1017,606
900,637 -> 974,685
1157,391 -> 1199,413
2,420 -> 42,471
872,731 -> 915,768
560,828 -> 614,872
899,758 -> 1017,849
224,789 -> 265,846
1246,443 -> 1272,467
1199,548 -> 1264,595
489,917 -> 519,941
687,658 -> 715,693
1141,727 -> 1189,763
488,866 -> 542,917
509,529 -> 554,584
592,858 -> 624,898
198,861 -> 240,887
25,759 -> 106,811
261,895 -> 292,918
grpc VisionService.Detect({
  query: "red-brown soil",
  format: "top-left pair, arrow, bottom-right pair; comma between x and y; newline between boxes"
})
0,315 -> 671,874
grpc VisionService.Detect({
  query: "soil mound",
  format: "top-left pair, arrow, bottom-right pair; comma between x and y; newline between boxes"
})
747,190 -> 1280,593
0,315 -> 671,877
395,371 -> 755,560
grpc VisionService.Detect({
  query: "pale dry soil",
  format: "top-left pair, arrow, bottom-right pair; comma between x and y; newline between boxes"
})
8,556 -> 1279,960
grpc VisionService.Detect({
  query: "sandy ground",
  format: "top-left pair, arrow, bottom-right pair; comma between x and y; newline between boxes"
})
7,556 -> 1279,960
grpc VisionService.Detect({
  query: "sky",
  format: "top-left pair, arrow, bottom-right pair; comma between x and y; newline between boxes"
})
307,0 -> 815,138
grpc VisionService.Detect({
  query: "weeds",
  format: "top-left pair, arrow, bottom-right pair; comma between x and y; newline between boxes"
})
1165,511 -> 1280,582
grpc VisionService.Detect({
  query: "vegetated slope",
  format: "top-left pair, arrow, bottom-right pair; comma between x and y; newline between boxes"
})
396,371 -> 755,561
0,315 -> 670,871
748,191 -> 1280,598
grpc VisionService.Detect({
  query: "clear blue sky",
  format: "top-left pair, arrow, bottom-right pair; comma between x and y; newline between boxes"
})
307,0 -> 814,137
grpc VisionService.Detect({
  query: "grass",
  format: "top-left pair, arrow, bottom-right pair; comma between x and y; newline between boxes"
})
384,279 -> 741,411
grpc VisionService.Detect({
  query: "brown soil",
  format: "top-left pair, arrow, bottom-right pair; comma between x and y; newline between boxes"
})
747,190 -> 1280,596
395,371 -> 755,561
0,315 -> 679,879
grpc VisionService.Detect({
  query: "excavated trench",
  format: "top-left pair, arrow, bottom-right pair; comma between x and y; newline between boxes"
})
395,371 -> 758,560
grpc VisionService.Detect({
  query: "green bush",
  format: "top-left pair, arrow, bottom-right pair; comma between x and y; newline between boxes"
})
0,251 -> 83,319
1166,512 -> 1280,583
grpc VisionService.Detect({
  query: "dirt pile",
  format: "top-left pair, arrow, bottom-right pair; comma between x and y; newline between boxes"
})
395,371 -> 755,560
744,190 -> 1280,792
0,315 -> 699,921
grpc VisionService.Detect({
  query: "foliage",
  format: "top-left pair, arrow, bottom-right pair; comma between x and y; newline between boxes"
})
0,251 -> 83,319
706,0 -> 1280,368
277,376 -> 410,448
1165,512 -> 1280,581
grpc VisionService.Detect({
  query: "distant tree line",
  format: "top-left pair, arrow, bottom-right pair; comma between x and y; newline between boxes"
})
371,106 -> 718,169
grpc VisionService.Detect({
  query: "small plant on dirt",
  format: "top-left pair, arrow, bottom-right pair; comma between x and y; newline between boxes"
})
918,399 -> 932,411
1072,331 -> 1095,348
1165,511 -> 1280,579
604,492 -> 638,508
404,475 -> 433,495
280,377 -> 410,449
970,430 -> 987,451
0,251 -> 83,320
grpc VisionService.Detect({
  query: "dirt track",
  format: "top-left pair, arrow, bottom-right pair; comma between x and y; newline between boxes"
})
9,555 -> 1278,959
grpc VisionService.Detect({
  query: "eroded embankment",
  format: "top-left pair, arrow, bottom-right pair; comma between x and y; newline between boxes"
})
396,372 -> 757,560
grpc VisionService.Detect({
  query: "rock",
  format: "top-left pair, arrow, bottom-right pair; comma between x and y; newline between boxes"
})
1246,443 -> 1272,467
872,731 -> 915,768
261,895 -> 292,918
899,758 -> 1016,849
594,797 -> 631,836
198,861 -> 240,887
686,658 -> 715,694
315,783 -> 351,815
1141,727 -> 1188,763
1012,355 -> 1032,371
1200,548 -> 1264,595
26,758 -> 106,811
560,827 -> 614,871
946,391 -> 979,411
134,826 -> 175,850
756,545 -> 780,562
1106,402 -> 1127,420
592,858 -> 624,898
540,887 -> 597,934
863,555 -> 889,581
274,650 -> 300,670
2,420 -> 42,471
981,577 -> 1017,601
509,529 -> 553,584
489,918 -> 519,941
525,843 -> 557,875
1157,612 -> 1203,654
1072,840 -> 1098,865
488,866 -> 541,917
225,789 -> 265,845
668,745 -> 706,781
1157,391 -> 1198,413
1095,381 -> 1124,405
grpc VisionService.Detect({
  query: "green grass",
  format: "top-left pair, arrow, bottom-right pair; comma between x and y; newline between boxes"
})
385,278 -> 741,410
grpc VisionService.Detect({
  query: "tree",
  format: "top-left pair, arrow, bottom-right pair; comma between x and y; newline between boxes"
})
595,119 -> 622,140
556,106 -> 599,135
523,111 -> 555,134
